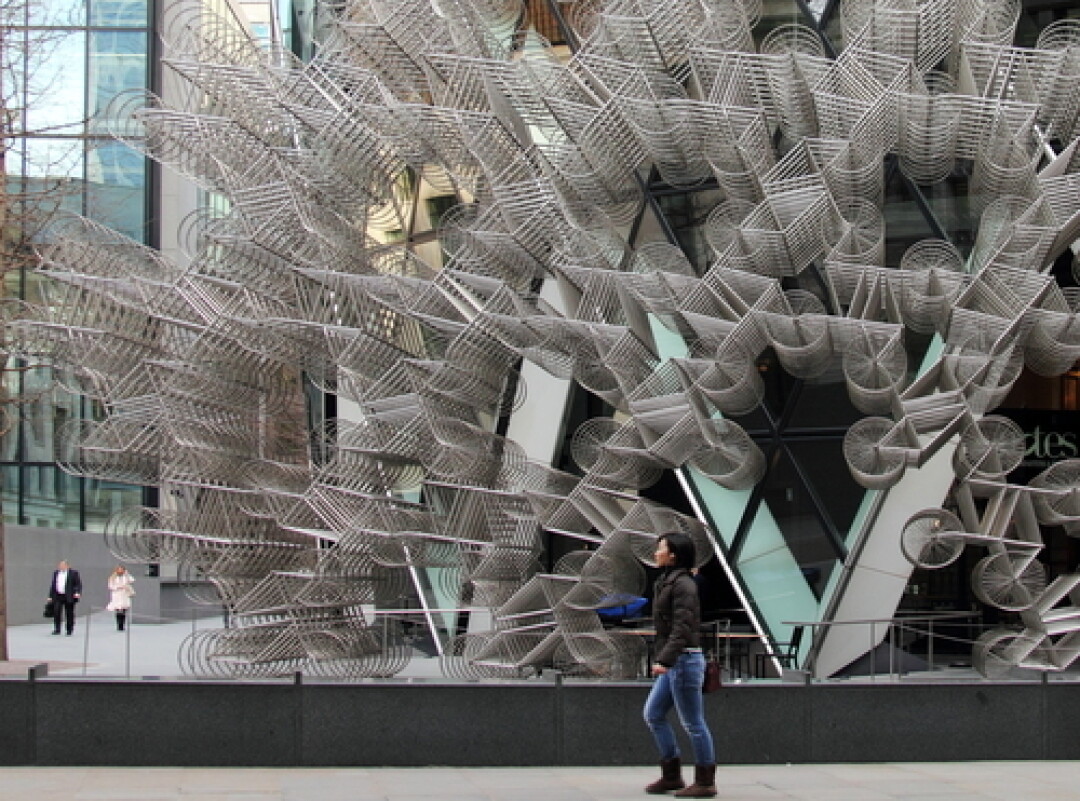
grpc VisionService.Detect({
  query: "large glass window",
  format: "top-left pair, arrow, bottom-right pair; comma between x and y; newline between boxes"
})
21,464 -> 81,529
18,137 -> 84,180
1,466 -> 20,521
23,30 -> 86,136
18,366 -> 63,462
85,479 -> 143,532
87,139 -> 146,239
29,0 -> 86,26
7,147 -> 87,230
89,0 -> 147,28
89,30 -> 146,123
0,368 -> 19,462
3,0 -> 150,531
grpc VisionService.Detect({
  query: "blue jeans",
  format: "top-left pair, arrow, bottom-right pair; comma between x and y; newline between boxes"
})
643,650 -> 715,765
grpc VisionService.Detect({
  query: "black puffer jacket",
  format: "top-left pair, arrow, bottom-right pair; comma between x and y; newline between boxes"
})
652,567 -> 701,667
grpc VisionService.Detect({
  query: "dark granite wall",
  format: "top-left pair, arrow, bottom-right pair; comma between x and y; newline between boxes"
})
2,677 -> 1077,766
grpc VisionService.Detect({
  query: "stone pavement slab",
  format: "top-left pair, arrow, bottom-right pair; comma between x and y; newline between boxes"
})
2,763 -> 1080,801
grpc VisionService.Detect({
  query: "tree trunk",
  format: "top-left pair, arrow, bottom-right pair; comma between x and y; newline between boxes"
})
1,106 -> 8,663
0,516 -> 7,661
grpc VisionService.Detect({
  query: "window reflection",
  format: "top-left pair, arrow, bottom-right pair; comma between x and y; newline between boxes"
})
1,466 -> 20,524
20,368 -> 76,463
24,30 -> 86,136
85,479 -> 142,532
8,145 -> 86,231
6,0 -> 150,534
89,0 -> 147,28
29,0 -> 86,26
87,139 -> 146,240
87,138 -> 143,187
0,363 -> 18,462
20,137 -> 84,181
1,28 -> 25,105
89,30 -> 147,130
20,465 -> 81,529
755,451 -> 841,599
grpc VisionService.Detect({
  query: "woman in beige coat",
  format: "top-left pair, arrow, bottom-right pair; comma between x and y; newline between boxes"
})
106,565 -> 135,631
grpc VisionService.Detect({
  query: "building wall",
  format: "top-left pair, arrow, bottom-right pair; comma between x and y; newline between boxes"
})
3,524 -> 160,626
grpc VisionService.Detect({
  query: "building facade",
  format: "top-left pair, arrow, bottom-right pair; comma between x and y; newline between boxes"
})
3,0 -> 1080,681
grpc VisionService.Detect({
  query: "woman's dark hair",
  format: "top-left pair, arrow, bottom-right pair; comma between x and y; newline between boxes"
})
658,532 -> 696,569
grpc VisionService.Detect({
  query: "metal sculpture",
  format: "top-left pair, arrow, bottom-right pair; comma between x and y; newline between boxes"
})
10,0 -> 1080,680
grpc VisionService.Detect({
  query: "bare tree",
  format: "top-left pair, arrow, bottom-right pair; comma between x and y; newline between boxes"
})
1,0 -> 87,661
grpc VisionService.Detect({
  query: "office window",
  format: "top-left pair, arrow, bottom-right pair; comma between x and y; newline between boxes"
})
87,139 -> 147,239
89,0 -> 148,28
2,0 -> 150,530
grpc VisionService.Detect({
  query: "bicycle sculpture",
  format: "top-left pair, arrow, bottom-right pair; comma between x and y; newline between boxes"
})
901,458 -> 1080,678
10,0 -> 1080,679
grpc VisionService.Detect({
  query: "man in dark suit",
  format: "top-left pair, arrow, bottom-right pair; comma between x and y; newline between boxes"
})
47,560 -> 82,635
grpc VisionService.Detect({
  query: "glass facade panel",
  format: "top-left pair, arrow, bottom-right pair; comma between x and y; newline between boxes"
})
733,499 -> 818,642
20,137 -> 84,180
1,28 -> 25,106
656,190 -> 721,274
3,172 -> 87,228
24,30 -> 86,136
882,171 -> 956,268
88,30 -> 147,128
4,0 -> 150,533
85,479 -> 142,532
19,365 -> 65,462
1,465 -> 19,524
52,396 -> 82,468
918,176 -> 978,254
89,0 -> 148,28
21,464 -> 81,529
86,139 -> 146,239
29,0 -> 86,26
788,438 -> 864,540
250,21 -> 271,45
756,449 -> 841,598
784,381 -> 861,431
0,362 -> 18,462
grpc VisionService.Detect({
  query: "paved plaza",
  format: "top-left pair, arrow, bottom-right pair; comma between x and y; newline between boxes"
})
3,762 -> 1080,801
1,609 -> 448,679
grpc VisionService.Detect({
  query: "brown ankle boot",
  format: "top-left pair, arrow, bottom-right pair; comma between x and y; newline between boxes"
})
645,757 -> 685,794
673,765 -> 716,798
